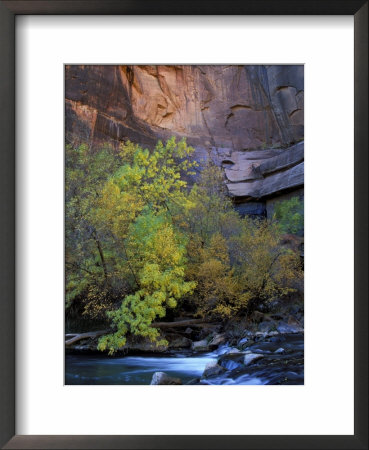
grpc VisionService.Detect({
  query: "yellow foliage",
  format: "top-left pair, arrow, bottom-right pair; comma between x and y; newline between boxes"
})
188,234 -> 250,318
231,218 -> 303,304
98,212 -> 196,354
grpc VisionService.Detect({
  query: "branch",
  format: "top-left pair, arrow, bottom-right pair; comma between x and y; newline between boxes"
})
150,319 -> 210,328
65,329 -> 111,346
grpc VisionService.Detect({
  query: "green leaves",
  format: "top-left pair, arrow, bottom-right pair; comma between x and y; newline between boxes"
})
98,211 -> 196,354
274,196 -> 304,235
66,137 -> 197,319
73,137 -> 198,353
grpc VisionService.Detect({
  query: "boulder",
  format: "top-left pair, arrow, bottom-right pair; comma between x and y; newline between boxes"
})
150,372 -> 182,385
219,358 -> 244,371
277,321 -> 303,334
192,339 -> 210,352
166,334 -> 192,349
202,361 -> 226,379
208,333 -> 226,348
267,331 -> 279,337
258,321 -> 274,333
121,337 -> 168,353
226,348 -> 241,354
238,337 -> 249,346
254,332 -> 268,340
218,352 -> 246,371
244,353 -> 264,366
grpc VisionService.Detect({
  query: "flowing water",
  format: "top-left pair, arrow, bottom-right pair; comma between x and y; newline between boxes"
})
65,352 -> 217,385
65,333 -> 304,385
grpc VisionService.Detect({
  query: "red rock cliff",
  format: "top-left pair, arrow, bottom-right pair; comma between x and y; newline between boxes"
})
65,65 -> 304,205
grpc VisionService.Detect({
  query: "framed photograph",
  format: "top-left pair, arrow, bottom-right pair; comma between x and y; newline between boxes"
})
64,62 -> 305,387
1,1 -> 367,449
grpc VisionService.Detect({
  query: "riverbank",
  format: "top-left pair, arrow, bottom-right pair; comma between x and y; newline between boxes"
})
66,331 -> 304,385
65,299 -> 304,385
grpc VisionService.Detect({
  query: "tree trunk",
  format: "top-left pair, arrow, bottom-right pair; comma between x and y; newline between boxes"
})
150,319 -> 209,328
65,329 -> 111,346
65,319 -> 213,347
92,230 -> 109,284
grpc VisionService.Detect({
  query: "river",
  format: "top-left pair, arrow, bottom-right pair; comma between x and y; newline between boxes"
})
65,333 -> 304,385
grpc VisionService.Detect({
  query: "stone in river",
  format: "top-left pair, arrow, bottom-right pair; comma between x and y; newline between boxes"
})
208,333 -> 226,348
277,321 -> 303,334
150,372 -> 182,385
244,353 -> 264,366
192,339 -> 210,352
202,362 -> 226,379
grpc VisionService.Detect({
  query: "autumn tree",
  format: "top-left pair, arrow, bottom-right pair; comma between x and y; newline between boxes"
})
187,233 -> 250,319
230,217 -> 302,313
98,211 -> 196,354
94,138 -> 197,352
184,162 -> 302,318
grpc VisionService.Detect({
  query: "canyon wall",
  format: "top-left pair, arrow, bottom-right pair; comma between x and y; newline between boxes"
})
65,65 -> 304,210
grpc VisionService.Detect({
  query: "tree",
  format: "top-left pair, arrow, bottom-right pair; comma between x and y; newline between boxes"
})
274,196 -> 304,235
188,233 -> 250,319
94,138 -> 197,353
66,137 -> 197,324
65,143 -> 122,315
183,162 -> 301,318
230,217 -> 302,312
97,211 -> 196,354
183,161 -> 242,247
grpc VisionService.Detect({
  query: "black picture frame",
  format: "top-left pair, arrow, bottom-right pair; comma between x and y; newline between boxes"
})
0,1 -> 367,449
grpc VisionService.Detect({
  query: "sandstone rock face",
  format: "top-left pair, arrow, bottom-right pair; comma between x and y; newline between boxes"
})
204,141 -> 304,201
65,65 -> 304,202
66,65 -> 303,149
226,155 -> 304,200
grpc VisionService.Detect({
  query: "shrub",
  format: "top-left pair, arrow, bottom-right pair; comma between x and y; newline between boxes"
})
274,197 -> 304,235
